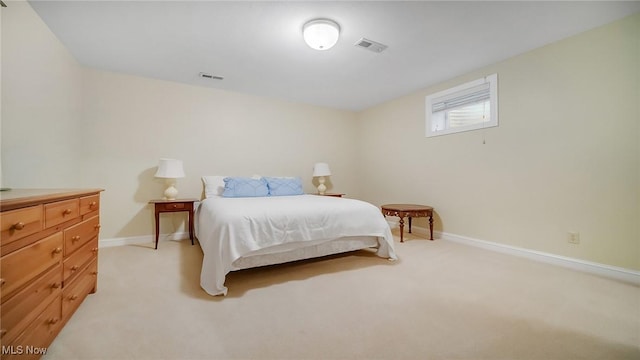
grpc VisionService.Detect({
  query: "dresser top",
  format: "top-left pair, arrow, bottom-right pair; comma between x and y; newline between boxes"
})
0,188 -> 103,211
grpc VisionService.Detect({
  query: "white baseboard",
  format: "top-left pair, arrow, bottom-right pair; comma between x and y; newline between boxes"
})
99,232 -> 191,248
404,224 -> 640,285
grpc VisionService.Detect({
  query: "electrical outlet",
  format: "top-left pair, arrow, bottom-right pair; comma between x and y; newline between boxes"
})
568,232 -> 580,244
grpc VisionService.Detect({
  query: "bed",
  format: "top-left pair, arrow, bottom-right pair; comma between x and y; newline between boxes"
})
195,176 -> 397,296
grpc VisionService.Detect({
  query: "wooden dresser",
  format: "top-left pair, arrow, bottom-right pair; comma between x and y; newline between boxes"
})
0,189 -> 102,359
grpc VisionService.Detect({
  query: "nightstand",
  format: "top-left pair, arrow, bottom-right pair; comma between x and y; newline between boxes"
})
149,198 -> 197,250
316,193 -> 345,197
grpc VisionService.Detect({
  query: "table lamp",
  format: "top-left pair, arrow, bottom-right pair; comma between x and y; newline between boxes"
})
155,158 -> 185,200
312,162 -> 331,195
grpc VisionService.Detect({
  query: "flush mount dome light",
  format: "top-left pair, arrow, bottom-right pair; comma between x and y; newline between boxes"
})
303,19 -> 340,50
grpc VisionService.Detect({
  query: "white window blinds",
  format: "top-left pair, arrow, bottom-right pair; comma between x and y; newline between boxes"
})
425,74 -> 498,137
431,83 -> 490,113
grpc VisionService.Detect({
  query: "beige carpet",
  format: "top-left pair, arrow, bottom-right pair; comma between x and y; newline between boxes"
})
43,232 -> 639,360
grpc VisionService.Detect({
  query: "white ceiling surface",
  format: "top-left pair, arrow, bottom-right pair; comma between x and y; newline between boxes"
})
28,1 -> 640,111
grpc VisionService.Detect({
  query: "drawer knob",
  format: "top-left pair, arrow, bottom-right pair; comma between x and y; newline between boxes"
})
90,201 -> 97,207
12,222 -> 25,230
52,247 -> 63,254
91,271 -> 98,276
92,247 -> 99,253
0,278 -> 5,286
94,224 -> 101,230
71,265 -> 79,271
72,235 -> 81,242
51,282 -> 61,289
48,318 -> 59,325
69,294 -> 79,301
63,208 -> 72,215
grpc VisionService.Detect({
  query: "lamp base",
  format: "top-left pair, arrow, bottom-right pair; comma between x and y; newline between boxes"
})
164,180 -> 178,200
317,177 -> 326,195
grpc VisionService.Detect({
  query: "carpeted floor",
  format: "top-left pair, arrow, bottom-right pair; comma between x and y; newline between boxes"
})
43,232 -> 640,360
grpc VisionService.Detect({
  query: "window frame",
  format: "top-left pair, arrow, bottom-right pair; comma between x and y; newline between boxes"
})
425,73 -> 498,138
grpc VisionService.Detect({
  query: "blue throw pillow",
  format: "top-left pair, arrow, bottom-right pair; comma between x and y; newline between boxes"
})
222,177 -> 269,197
265,177 -> 304,196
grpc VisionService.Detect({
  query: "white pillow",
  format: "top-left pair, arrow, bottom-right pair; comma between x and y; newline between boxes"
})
202,175 -> 262,198
202,176 -> 227,198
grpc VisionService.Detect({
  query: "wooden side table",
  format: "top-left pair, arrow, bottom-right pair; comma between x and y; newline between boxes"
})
316,193 -> 345,197
149,199 -> 197,250
381,204 -> 434,242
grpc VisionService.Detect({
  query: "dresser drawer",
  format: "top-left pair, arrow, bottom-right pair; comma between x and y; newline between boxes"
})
44,199 -> 80,229
63,237 -> 98,285
0,264 -> 62,345
4,296 -> 62,360
0,205 -> 43,246
64,216 -> 100,256
62,259 -> 97,320
1,232 -> 63,302
80,194 -> 100,216
160,202 -> 190,211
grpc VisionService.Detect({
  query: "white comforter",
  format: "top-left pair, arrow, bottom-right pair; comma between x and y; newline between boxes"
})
196,195 -> 396,296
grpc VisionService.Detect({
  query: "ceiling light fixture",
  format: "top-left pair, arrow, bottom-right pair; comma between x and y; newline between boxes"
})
303,19 -> 340,51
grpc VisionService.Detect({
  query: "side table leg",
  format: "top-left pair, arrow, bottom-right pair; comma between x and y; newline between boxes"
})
429,213 -> 434,240
189,211 -> 195,245
408,216 -> 412,233
155,211 -> 160,250
399,217 -> 405,243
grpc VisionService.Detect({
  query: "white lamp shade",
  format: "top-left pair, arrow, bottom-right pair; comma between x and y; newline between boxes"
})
303,19 -> 340,51
313,162 -> 332,177
154,158 -> 185,178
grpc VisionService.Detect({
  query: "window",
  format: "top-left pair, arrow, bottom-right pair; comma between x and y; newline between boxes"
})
425,73 -> 498,137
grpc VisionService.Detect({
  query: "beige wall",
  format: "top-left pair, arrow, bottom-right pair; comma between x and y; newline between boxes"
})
79,69 -> 358,239
357,13 -> 640,270
1,0 -> 82,188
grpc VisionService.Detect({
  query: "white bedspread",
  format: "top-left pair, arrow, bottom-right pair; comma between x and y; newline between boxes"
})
196,195 -> 396,296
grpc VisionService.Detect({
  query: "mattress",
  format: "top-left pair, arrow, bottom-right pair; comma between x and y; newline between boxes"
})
196,195 -> 396,295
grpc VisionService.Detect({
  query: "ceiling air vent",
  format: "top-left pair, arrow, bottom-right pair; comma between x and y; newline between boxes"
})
199,72 -> 224,80
354,38 -> 388,53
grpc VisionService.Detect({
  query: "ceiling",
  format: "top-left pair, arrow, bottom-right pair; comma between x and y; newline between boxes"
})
27,1 -> 640,111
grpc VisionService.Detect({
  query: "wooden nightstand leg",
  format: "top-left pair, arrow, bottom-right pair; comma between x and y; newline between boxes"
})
399,216 -> 405,243
189,211 -> 195,245
408,216 -> 412,233
154,210 -> 160,250
429,213 -> 434,240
